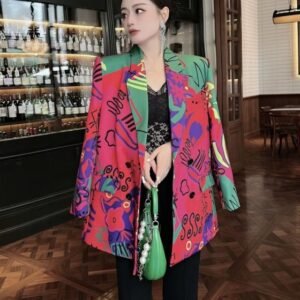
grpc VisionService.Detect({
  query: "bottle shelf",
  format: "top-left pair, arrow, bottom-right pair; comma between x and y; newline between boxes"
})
0,6 -> 104,141
61,115 -> 87,120
0,117 -> 56,127
0,18 -> 49,26
0,18 -> 102,31
0,52 -> 99,59
0,85 -> 91,95
0,52 -> 50,58
55,53 -> 98,60
52,23 -> 102,31
0,86 -> 54,94
58,85 -> 91,91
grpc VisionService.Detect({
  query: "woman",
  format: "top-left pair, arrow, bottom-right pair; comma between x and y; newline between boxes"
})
70,0 -> 240,299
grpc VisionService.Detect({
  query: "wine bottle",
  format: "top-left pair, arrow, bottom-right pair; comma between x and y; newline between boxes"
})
8,97 -> 17,122
14,66 -> 22,86
79,31 -> 87,52
41,94 -> 49,116
53,66 -> 61,85
85,93 -> 90,113
67,61 -> 74,84
73,29 -> 80,53
79,65 -> 85,84
0,64 -> 4,86
33,96 -> 42,116
0,28 -> 8,51
24,33 -> 32,51
36,65 -> 44,85
100,33 -> 104,55
79,94 -> 86,115
0,100 -> 8,123
58,92 -> 65,116
93,32 -> 100,54
85,66 -> 91,84
44,64 -> 52,85
25,96 -> 34,120
66,29 -> 74,52
73,62 -> 80,84
17,94 -> 26,121
50,27 -> 58,51
71,93 -> 80,116
58,28 -> 67,52
116,31 -> 121,54
86,32 -> 93,53
21,65 -> 30,86
61,66 -> 68,85
64,92 -> 72,116
48,94 -> 55,116
120,31 -> 125,52
16,32 -> 24,50
8,31 -> 16,49
3,58 -> 13,86
30,66 -> 38,85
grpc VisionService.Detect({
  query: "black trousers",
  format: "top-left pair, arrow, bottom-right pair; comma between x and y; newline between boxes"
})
115,167 -> 201,300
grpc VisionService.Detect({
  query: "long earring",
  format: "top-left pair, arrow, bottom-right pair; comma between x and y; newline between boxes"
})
160,20 -> 166,54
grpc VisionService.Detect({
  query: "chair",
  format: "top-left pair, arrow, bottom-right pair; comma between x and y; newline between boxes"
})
269,113 -> 299,156
260,106 -> 272,148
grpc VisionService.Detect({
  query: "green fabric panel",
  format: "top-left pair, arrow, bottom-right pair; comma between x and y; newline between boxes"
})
102,54 -> 130,75
219,175 -> 240,211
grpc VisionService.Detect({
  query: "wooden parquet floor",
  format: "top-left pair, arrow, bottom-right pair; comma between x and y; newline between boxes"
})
0,137 -> 300,300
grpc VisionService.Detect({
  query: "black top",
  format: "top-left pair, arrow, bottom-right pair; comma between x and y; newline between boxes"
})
146,82 -> 171,154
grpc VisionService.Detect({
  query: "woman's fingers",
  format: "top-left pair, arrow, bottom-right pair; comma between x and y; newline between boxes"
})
150,158 -> 157,175
141,175 -> 152,190
144,161 -> 156,188
142,152 -> 156,189
154,149 -> 172,186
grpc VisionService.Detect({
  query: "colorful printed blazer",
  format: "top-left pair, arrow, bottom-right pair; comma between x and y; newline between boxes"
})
70,45 -> 240,275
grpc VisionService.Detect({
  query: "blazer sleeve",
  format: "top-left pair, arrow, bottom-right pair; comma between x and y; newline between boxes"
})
70,56 -> 103,218
205,60 -> 240,212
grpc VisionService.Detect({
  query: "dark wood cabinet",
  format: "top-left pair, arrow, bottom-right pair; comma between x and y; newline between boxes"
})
0,129 -> 84,245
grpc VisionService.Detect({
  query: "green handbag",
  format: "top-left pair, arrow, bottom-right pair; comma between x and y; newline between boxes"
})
137,187 -> 167,280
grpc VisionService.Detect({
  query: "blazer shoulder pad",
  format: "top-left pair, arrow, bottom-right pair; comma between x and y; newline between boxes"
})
102,53 -> 131,74
181,54 -> 210,70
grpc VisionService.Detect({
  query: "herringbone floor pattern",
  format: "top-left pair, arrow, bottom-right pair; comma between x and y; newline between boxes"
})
0,136 -> 299,299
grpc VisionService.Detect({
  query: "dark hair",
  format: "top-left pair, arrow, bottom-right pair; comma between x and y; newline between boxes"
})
149,0 -> 176,29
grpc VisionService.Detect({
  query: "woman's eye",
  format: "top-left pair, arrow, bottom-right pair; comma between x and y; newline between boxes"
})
135,8 -> 144,14
121,13 -> 127,19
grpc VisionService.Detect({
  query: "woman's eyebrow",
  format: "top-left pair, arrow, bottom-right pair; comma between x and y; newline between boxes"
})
121,3 -> 147,11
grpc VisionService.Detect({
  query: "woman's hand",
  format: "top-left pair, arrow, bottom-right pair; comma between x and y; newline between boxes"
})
142,142 -> 172,189
142,151 -> 157,190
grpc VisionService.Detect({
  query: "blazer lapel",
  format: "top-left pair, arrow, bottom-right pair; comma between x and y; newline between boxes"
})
126,46 -> 148,170
126,46 -> 188,165
164,48 -> 188,161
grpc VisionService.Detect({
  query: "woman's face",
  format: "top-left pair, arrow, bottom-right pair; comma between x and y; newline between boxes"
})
120,0 -> 168,46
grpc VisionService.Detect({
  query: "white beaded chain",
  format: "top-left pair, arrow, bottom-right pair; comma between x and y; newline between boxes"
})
137,190 -> 156,280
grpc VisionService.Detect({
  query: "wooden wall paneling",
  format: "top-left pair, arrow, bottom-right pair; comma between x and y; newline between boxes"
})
243,96 -> 260,137
259,94 -> 300,108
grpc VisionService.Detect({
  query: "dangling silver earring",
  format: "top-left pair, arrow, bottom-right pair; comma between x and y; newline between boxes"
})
160,20 -> 166,54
